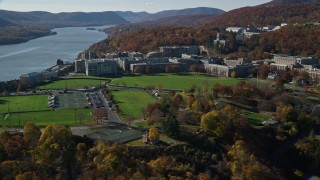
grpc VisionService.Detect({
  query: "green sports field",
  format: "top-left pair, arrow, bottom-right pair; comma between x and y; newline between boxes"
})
39,78 -> 108,89
0,95 -> 49,113
112,90 -> 158,119
0,94 -> 92,127
0,109 -> 92,127
111,74 -> 245,90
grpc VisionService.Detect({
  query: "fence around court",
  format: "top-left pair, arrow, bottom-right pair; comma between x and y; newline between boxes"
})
86,126 -> 145,144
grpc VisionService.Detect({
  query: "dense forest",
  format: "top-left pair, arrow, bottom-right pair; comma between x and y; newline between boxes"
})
89,27 -> 221,54
0,25 -> 56,45
0,79 -> 319,179
246,25 -> 320,59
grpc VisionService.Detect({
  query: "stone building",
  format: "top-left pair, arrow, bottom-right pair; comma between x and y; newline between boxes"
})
204,64 -> 234,77
224,58 -> 250,67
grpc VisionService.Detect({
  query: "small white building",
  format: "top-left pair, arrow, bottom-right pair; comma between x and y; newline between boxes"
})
226,27 -> 245,33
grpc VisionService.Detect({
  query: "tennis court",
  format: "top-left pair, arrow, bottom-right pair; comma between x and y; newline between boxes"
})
86,125 -> 145,143
55,91 -> 88,109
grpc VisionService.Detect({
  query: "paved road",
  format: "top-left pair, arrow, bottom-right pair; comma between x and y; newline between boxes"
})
96,90 -> 122,124
1,125 -> 102,137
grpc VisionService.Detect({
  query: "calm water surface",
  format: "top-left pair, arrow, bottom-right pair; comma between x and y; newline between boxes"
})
0,26 -> 110,81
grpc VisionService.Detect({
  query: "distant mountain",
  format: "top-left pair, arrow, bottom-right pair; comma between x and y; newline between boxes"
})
262,0 -> 320,6
52,12 -> 128,26
116,7 -> 225,22
0,10 -> 128,45
115,11 -> 150,23
133,14 -> 218,28
0,17 -> 13,27
0,10 -> 128,26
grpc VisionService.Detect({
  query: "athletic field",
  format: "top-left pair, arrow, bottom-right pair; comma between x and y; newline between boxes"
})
111,74 -> 245,90
0,109 -> 92,127
0,94 -> 92,127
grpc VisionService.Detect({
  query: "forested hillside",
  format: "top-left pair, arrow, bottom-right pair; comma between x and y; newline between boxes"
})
247,25 -> 320,59
202,4 -> 320,29
89,27 -> 221,53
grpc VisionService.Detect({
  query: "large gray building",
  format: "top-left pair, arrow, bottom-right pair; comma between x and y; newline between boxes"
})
130,63 -> 187,73
204,64 -> 234,77
75,59 -> 86,73
159,46 -> 200,58
85,59 -> 118,76
273,55 -> 319,66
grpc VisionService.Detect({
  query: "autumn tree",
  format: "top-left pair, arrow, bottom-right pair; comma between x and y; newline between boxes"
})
142,117 -> 152,126
200,110 -> 220,133
23,122 -> 41,149
295,137 -> 320,175
231,71 -> 237,78
173,94 -> 184,108
148,128 -> 160,144
32,125 -> 76,178
87,142 -> 129,177
161,113 -> 180,137
92,109 -> 108,124
258,64 -> 269,79
276,104 -> 298,122
228,140 -> 282,180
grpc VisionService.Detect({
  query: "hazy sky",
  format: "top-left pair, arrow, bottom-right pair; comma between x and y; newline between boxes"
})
0,0 -> 271,13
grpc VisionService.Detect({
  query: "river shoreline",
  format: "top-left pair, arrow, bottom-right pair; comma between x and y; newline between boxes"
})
0,26 -> 109,82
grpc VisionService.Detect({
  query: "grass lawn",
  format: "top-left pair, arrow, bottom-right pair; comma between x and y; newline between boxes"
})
241,110 -> 272,125
111,74 -> 245,90
39,78 -> 108,89
70,74 -> 110,79
0,95 -> 49,113
112,90 -> 158,120
127,134 -> 183,146
0,109 -> 92,127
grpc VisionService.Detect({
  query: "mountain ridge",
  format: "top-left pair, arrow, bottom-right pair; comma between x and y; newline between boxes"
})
115,7 -> 225,23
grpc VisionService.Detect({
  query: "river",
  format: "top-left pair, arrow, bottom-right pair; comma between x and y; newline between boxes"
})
0,25 -> 111,82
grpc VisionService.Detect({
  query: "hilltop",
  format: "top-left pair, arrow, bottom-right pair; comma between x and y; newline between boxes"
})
262,0 -> 320,6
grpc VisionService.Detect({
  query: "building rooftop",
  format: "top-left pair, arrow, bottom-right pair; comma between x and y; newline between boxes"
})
20,72 -> 41,78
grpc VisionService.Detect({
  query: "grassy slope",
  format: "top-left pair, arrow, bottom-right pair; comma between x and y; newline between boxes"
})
112,90 -> 158,119
39,79 -> 108,89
